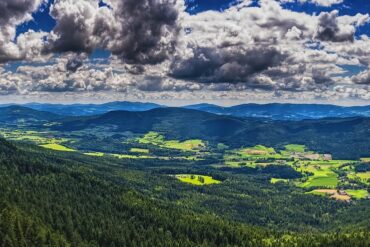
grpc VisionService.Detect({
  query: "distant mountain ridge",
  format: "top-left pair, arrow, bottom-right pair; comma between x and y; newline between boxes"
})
184,103 -> 370,120
0,101 -> 163,117
1,102 -> 370,120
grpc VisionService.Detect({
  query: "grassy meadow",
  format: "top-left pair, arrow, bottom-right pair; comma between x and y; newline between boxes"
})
175,174 -> 221,186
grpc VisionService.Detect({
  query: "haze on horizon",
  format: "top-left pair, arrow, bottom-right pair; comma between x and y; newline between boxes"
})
1,0 -> 370,105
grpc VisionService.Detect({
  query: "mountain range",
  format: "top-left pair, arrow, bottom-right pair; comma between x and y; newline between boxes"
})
2,101 -> 370,120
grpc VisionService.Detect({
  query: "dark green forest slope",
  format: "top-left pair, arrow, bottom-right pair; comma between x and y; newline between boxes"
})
0,138 -> 370,246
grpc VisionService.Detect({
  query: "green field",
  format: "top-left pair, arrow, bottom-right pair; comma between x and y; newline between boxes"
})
348,172 -> 370,185
223,145 -> 282,168
175,174 -> 221,186
130,148 -> 150,154
297,163 -> 339,188
284,144 -> 306,152
300,175 -> 338,188
138,132 -> 205,152
40,143 -> 76,152
0,129 -> 71,145
271,178 -> 289,184
357,172 -> 370,180
111,154 -> 153,159
346,190 -> 369,199
84,152 -> 105,157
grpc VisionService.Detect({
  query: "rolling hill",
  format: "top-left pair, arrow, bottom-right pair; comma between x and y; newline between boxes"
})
0,105 -> 62,123
53,107 -> 370,159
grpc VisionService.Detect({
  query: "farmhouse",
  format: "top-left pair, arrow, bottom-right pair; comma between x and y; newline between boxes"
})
338,190 -> 347,196
322,154 -> 332,161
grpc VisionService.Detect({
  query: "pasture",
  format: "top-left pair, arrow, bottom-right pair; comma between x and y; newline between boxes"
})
346,190 -> 369,199
271,178 -> 289,184
84,152 -> 105,157
40,143 -> 76,152
175,174 -> 221,186
130,148 -> 150,154
284,144 -> 306,152
111,154 -> 153,159
138,132 -> 205,152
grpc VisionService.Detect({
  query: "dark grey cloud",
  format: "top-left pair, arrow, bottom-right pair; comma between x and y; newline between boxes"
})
169,45 -> 287,84
0,0 -> 40,25
46,0 -> 180,66
351,71 -> 370,85
311,68 -> 333,84
315,11 -> 354,42
0,0 -> 44,63
109,0 -> 180,65
66,55 -> 84,72
45,0 -> 96,54
136,76 -> 202,92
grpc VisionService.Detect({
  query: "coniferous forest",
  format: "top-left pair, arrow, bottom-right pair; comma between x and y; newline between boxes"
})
0,135 -> 370,247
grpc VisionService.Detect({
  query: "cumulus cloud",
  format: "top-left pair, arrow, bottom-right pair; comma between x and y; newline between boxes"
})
0,0 -> 47,63
315,10 -> 354,42
351,70 -> 370,85
65,54 -> 86,72
46,0 -> 99,53
46,0 -> 181,65
170,45 -> 287,84
107,0 -> 181,64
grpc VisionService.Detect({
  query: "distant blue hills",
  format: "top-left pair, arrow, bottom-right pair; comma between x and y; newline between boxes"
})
1,101 -> 370,120
7,101 -> 163,117
184,103 -> 370,120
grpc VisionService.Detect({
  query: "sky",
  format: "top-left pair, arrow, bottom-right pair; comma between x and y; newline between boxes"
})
1,0 -> 370,105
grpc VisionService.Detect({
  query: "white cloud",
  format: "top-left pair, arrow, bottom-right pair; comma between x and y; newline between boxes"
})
281,0 -> 344,7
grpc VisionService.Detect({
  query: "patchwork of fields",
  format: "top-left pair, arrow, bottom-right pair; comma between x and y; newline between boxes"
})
223,144 -> 370,201
0,127 -> 369,200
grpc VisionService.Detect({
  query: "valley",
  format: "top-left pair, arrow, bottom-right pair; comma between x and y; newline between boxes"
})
0,105 -> 369,246
0,116 -> 368,202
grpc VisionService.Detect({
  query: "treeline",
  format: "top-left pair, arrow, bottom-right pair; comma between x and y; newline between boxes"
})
355,162 -> 370,172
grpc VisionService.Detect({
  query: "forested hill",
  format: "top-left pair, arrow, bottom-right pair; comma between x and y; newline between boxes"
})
0,138 -> 269,246
0,138 -> 370,246
0,105 -> 62,123
54,107 -> 370,159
